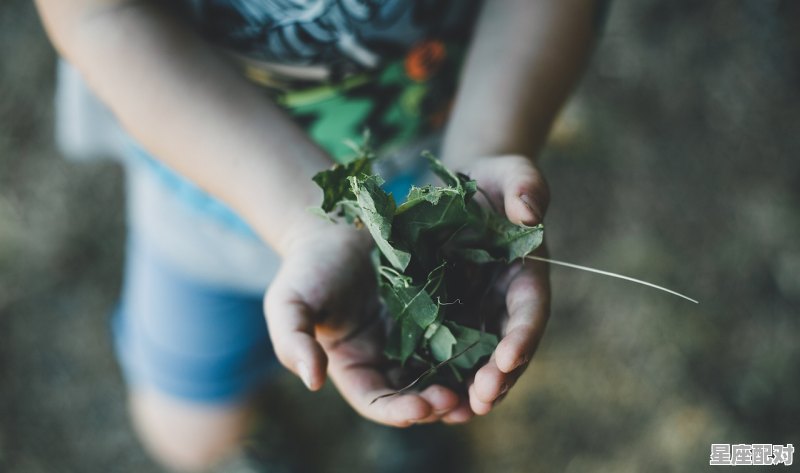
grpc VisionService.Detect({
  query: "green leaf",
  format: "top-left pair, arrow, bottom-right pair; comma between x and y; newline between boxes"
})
312,157 -> 372,212
446,207 -> 544,263
380,279 -> 439,329
452,248 -> 500,264
385,315 -> 424,364
391,155 -> 482,256
313,146 -> 545,382
487,217 -> 544,262
461,179 -> 478,202
396,185 -> 461,214
424,261 -> 447,302
423,152 -> 462,190
422,152 -> 478,201
378,265 -> 412,288
349,174 -> 411,271
392,190 -> 471,250
447,322 -> 498,370
306,206 -> 335,222
429,324 -> 457,362
396,185 -> 444,212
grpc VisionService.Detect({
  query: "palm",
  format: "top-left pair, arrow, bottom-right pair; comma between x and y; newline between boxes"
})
265,222 -> 460,426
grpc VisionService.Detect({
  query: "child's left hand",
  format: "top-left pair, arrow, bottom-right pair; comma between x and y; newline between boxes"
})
441,154 -> 552,423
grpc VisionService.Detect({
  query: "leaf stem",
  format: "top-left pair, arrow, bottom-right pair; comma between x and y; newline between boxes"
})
338,200 -> 362,216
524,255 -> 699,304
378,265 -> 406,282
370,338 -> 480,405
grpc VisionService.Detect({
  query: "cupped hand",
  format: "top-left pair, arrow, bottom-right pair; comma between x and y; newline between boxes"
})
442,155 -> 552,423
264,218 -> 461,427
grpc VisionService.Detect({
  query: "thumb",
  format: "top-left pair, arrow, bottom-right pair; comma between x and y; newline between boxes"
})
499,155 -> 549,226
264,281 -> 328,391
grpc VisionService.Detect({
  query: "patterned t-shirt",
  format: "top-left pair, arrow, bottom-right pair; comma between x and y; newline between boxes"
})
169,0 -> 483,160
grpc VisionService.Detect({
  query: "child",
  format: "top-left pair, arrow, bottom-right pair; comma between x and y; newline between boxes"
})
35,0 -> 602,470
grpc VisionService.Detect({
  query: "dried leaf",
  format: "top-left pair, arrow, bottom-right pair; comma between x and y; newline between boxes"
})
447,322 -> 498,370
385,314 -> 425,364
312,158 -> 371,212
313,147 -> 544,383
429,323 -> 457,362
487,216 -> 544,262
380,279 -> 439,329
349,174 -> 411,271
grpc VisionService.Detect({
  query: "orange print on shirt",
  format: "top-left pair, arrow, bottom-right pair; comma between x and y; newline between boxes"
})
404,40 -> 447,82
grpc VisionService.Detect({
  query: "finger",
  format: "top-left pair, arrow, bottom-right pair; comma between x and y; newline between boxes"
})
495,257 -> 550,374
320,303 -> 437,427
472,354 -> 511,404
413,384 -> 461,423
327,360 -> 433,427
441,399 -> 475,424
468,383 -> 493,416
501,158 -> 549,226
473,354 -> 532,405
264,286 -> 328,392
419,384 -> 460,416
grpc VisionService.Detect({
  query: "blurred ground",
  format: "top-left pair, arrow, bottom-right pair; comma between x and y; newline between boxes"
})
1,1 -> 798,472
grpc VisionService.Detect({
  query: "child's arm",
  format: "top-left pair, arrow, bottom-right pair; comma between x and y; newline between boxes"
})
35,0 -> 329,254
443,0 -> 597,170
35,0 -> 457,426
440,0 -> 600,421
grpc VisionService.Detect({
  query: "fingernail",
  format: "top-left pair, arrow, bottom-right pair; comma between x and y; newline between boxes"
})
297,361 -> 312,390
519,194 -> 541,225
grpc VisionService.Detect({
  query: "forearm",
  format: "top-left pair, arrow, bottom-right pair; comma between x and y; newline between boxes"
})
442,0 -> 598,167
36,0 -> 332,253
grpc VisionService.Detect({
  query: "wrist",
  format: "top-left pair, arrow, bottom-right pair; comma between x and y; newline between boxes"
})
441,153 -> 538,176
441,138 -> 544,172
275,211 -> 373,257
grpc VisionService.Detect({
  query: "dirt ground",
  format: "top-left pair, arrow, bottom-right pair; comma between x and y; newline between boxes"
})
1,1 -> 798,472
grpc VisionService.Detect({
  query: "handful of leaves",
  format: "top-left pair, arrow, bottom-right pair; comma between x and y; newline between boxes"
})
312,146 -> 543,393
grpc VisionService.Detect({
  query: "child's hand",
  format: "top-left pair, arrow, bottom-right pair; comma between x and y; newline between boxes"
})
264,219 -> 461,427
442,155 -> 552,423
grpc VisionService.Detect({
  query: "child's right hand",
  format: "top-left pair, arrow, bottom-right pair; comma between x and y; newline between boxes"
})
264,218 -> 461,427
